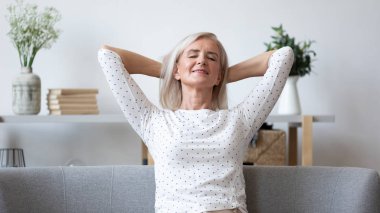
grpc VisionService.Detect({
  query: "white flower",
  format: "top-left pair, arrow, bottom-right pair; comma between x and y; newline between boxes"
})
6,0 -> 61,68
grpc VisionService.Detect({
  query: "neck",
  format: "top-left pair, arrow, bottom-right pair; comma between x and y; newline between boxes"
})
180,86 -> 213,110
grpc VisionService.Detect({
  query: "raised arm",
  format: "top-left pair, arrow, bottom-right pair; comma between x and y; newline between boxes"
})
98,48 -> 161,146
100,45 -> 274,82
101,45 -> 161,77
227,50 -> 276,83
235,47 -> 294,134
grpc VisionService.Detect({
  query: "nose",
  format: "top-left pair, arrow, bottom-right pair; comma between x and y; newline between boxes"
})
197,56 -> 207,65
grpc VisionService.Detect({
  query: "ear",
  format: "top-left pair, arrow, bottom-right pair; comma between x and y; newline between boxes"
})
173,65 -> 181,80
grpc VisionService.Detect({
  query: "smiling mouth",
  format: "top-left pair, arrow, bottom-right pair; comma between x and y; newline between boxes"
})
192,69 -> 209,75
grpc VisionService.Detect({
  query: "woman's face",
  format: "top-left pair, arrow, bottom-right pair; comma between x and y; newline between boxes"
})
174,38 -> 221,90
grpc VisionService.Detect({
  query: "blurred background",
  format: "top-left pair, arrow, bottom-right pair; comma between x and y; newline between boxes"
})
0,0 -> 379,171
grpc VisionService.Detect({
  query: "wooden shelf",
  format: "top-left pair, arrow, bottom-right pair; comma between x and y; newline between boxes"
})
266,114 -> 335,123
0,114 -> 335,166
0,114 -> 334,124
0,114 -> 126,123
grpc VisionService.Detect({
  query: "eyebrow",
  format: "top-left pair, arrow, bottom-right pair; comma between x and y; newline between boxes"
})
187,49 -> 219,57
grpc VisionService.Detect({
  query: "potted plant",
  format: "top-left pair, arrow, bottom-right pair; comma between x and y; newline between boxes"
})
6,0 -> 61,115
264,24 -> 316,114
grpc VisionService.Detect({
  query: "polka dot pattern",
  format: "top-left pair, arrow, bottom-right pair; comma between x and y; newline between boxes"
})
98,47 -> 294,213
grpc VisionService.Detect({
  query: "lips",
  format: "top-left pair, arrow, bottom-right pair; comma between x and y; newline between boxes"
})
192,69 -> 209,75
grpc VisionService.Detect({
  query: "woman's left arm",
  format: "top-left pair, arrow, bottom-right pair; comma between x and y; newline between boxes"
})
234,47 -> 294,135
227,50 -> 276,83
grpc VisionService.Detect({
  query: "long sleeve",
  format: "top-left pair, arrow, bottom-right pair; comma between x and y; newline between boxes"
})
234,46 -> 294,133
98,48 -> 157,140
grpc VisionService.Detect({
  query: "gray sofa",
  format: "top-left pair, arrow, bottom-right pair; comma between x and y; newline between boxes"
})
0,165 -> 379,213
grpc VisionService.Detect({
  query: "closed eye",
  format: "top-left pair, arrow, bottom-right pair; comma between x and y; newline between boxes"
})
207,53 -> 218,61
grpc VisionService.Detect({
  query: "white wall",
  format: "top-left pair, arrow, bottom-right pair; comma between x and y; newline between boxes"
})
1,0 -> 379,170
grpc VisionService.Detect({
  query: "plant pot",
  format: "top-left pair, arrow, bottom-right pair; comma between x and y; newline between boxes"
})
278,76 -> 301,115
12,67 -> 41,115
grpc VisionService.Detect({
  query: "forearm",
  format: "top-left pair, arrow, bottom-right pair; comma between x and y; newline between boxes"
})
100,45 -> 161,77
227,50 -> 275,83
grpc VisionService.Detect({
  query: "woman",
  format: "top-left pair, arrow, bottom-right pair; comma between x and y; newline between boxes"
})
98,32 -> 294,213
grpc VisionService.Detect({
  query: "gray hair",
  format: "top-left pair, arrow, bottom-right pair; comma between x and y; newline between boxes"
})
159,32 -> 228,110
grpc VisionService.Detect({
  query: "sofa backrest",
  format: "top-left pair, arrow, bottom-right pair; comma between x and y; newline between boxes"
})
0,165 -> 379,213
244,166 -> 380,213
0,165 -> 155,213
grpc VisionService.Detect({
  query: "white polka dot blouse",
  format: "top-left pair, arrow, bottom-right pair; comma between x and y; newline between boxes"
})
98,46 -> 294,213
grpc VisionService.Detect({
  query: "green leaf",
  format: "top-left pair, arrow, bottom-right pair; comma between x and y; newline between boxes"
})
263,24 -> 316,77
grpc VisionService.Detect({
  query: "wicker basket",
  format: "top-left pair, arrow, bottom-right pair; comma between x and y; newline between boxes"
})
244,130 -> 286,165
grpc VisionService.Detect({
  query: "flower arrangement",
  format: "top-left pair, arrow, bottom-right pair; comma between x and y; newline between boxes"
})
264,24 -> 316,77
6,0 -> 61,69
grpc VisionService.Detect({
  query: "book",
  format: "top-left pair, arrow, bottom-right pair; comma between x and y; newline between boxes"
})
48,88 -> 98,95
47,94 -> 97,100
47,98 -> 97,105
46,88 -> 100,115
49,109 -> 99,115
48,104 -> 98,110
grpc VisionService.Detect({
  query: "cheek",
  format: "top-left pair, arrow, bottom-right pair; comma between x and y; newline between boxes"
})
177,56 -> 191,69
212,64 -> 221,76
179,60 -> 193,71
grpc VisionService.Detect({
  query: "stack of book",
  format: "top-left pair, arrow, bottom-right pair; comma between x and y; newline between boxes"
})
47,88 -> 99,115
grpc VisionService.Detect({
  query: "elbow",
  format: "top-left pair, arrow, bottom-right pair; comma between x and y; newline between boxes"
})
272,46 -> 294,64
282,46 -> 295,63
100,44 -> 112,51
281,46 -> 294,59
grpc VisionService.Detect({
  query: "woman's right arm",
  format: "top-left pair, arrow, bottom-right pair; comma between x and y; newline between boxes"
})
101,45 -> 161,78
98,48 -> 158,142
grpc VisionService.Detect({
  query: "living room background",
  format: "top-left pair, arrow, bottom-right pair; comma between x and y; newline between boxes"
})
0,0 -> 379,171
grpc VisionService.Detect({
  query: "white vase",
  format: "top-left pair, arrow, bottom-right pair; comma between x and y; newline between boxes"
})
278,76 -> 301,115
12,67 -> 41,115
